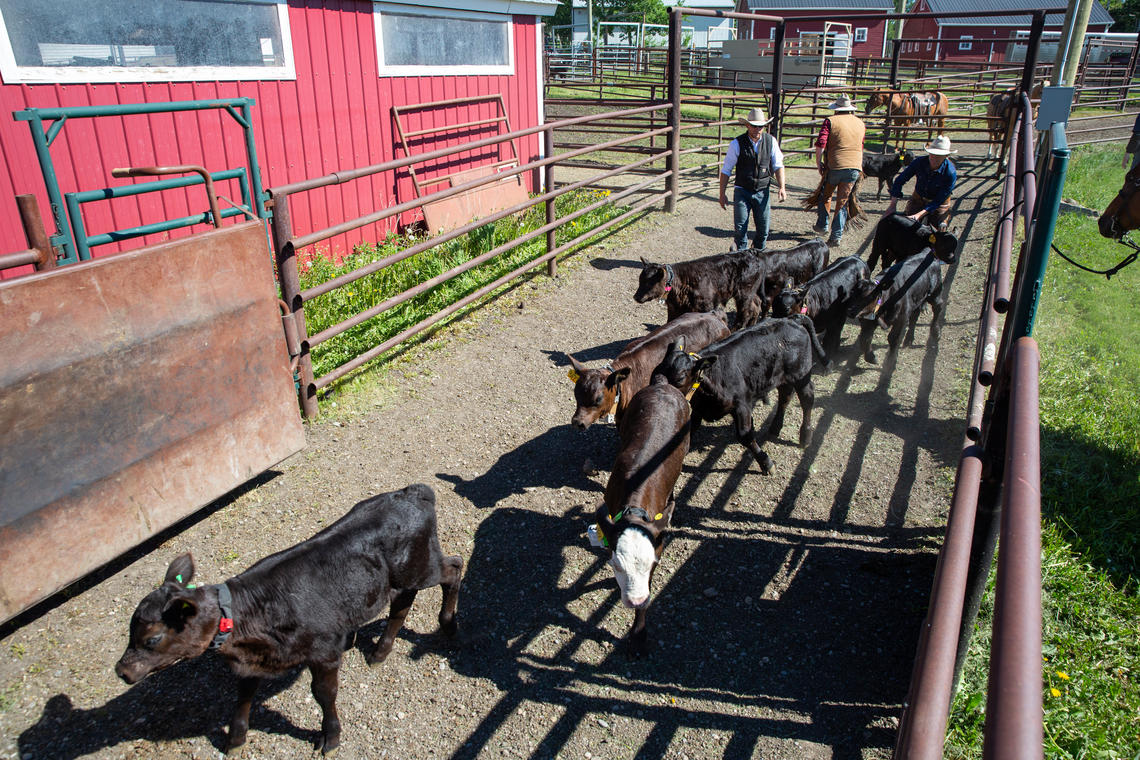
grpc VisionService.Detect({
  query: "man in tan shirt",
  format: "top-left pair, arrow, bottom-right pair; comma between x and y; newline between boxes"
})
814,95 -> 866,247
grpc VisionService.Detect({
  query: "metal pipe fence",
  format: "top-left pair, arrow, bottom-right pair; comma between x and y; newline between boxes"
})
268,104 -> 677,418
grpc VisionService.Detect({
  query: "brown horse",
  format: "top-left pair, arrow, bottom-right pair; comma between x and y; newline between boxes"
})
865,90 -> 948,150
1098,164 -> 1140,239
985,82 -> 1047,160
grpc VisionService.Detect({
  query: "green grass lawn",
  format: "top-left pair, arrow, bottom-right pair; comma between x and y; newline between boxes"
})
945,143 -> 1140,758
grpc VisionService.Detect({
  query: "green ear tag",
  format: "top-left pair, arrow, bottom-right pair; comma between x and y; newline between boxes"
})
186,584 -> 197,589
175,574 -> 183,583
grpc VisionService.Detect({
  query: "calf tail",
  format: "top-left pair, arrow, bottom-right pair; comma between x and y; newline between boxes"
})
790,313 -> 829,369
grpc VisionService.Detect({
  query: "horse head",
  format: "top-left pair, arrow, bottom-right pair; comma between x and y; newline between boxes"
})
865,91 -> 886,115
1099,165 -> 1140,240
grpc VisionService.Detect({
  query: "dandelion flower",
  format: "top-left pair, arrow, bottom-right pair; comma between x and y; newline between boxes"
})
1056,671 -> 1069,680
1050,688 -> 1061,697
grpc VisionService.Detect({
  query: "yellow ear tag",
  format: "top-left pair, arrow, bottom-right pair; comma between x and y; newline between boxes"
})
655,513 -> 664,520
691,381 -> 700,390
567,369 -> 579,382
928,234 -> 937,244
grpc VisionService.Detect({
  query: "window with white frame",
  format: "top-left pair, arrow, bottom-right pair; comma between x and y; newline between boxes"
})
0,0 -> 294,84
959,35 -> 973,51
769,27 -> 776,40
374,3 -> 513,76
854,28 -> 867,43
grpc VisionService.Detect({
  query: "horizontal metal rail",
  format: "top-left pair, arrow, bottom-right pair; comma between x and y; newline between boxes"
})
984,337 -> 1043,760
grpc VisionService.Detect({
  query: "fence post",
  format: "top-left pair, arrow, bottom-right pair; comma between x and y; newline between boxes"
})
16,195 -> 56,271
271,194 -> 319,420
771,22 -> 786,140
666,8 -> 681,213
889,38 -> 901,89
545,127 -> 557,277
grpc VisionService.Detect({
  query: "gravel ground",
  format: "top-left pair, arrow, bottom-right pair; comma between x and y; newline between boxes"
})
1,145 -> 1005,760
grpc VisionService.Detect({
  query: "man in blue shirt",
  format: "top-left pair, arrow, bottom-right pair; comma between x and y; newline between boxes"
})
720,107 -> 787,251
886,135 -> 958,230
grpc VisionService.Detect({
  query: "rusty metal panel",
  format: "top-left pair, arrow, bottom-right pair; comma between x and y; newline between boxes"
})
423,164 -> 530,235
0,220 -> 305,622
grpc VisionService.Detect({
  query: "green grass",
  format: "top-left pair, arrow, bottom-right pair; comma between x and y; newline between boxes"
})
945,143 -> 1140,758
298,189 -> 625,384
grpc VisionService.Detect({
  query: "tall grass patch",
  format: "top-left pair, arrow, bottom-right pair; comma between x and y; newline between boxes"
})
298,189 -> 625,382
945,143 -> 1140,758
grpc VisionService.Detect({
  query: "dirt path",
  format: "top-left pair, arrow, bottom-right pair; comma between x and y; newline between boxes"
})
0,147 -> 1003,760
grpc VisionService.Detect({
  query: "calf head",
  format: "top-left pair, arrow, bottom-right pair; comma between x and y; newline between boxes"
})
847,278 -> 883,320
568,354 -> 630,430
771,287 -> 807,319
634,257 -> 674,303
920,226 -> 958,264
116,554 -> 218,684
594,503 -> 663,608
653,339 -> 718,394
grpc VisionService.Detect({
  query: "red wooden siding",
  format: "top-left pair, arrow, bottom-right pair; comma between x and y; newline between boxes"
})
0,0 -> 543,275
747,13 -> 889,59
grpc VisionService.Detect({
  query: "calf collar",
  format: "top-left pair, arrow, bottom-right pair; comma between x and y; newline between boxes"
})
208,583 -> 236,650
662,264 -> 675,293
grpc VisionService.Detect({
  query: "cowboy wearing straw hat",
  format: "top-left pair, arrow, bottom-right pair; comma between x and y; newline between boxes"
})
886,134 -> 958,230
813,94 -> 866,247
719,106 -> 787,251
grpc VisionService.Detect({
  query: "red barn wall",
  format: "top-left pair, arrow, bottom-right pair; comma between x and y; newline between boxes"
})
746,11 -> 890,59
0,0 -> 543,275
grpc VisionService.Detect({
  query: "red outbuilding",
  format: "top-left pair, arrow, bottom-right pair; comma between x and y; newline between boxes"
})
904,0 -> 1114,63
0,0 -> 559,273
737,0 -> 896,58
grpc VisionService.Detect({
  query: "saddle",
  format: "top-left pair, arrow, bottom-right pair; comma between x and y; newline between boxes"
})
909,93 -> 936,123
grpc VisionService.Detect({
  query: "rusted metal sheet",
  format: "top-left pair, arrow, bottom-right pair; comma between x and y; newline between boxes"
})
0,220 -> 304,622
423,164 -> 529,235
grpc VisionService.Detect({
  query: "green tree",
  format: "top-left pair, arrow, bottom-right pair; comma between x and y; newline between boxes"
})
553,0 -> 670,41
1104,0 -> 1140,32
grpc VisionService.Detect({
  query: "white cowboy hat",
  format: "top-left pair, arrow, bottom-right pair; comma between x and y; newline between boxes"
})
827,95 -> 857,112
924,135 -> 957,155
737,107 -> 771,127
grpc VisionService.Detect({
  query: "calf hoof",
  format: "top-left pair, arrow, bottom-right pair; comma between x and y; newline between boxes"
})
317,735 -> 341,756
799,427 -> 813,448
624,631 -> 649,658
865,350 -> 878,365
756,452 -> 774,475
366,643 -> 394,667
439,617 -> 459,638
224,738 -> 247,757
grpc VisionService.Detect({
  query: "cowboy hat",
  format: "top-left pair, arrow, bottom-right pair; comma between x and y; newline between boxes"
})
924,135 -> 957,155
737,107 -> 771,127
827,95 -> 857,112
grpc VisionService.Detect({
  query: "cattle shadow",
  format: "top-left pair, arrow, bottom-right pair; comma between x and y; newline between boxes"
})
588,256 -> 643,271
437,505 -> 933,759
438,424 -> 610,509
16,657 -> 310,758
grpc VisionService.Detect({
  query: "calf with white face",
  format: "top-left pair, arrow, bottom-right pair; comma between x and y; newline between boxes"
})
590,374 -> 691,652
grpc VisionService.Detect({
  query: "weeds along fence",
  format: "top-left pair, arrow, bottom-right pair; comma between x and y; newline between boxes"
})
268,103 -> 680,418
893,97 -> 1066,758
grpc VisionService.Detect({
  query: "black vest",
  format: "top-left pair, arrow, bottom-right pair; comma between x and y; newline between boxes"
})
734,133 -> 773,192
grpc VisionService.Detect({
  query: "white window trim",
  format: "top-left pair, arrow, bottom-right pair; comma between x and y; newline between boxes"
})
374,3 -> 515,77
854,27 -> 867,43
959,35 -> 973,51
0,2 -> 295,84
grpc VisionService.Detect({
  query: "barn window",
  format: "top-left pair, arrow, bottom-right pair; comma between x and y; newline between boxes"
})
374,3 -> 513,76
0,0 -> 295,84
959,36 -> 973,51
854,28 -> 867,43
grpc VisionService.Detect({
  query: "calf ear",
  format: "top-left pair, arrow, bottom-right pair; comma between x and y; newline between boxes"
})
568,354 -> 588,375
606,367 -> 632,387
696,356 -> 718,375
595,502 -> 618,548
640,256 -> 652,267
161,592 -> 200,632
164,553 -> 195,587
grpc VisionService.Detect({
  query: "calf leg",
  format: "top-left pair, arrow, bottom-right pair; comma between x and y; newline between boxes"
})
853,320 -> 879,366
733,401 -> 773,475
438,555 -> 463,637
888,313 -> 908,355
736,293 -> 762,328
627,607 -> 650,655
226,676 -> 262,754
795,378 -> 815,447
767,385 -> 792,442
310,661 -> 342,755
928,288 -> 946,344
368,589 -> 418,666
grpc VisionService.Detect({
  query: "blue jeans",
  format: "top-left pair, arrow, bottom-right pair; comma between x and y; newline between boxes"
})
816,168 -> 861,241
732,185 -> 772,250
